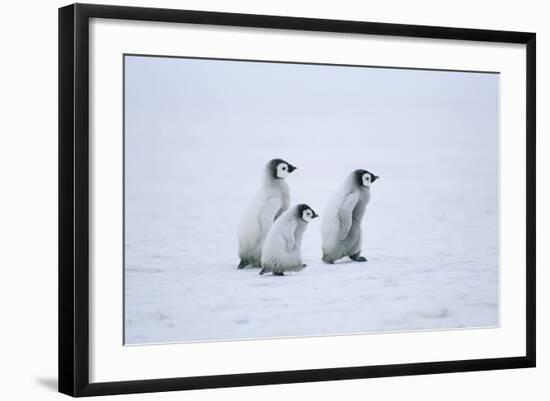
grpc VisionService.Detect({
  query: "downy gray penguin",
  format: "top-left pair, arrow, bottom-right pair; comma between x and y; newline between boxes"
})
260,204 -> 319,276
321,169 -> 379,264
238,159 -> 297,268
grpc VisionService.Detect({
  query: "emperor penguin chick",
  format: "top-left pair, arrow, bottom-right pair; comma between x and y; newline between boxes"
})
321,169 -> 379,264
260,204 -> 318,276
238,159 -> 297,268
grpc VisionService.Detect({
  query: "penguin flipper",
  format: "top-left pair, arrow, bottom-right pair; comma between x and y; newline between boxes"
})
338,193 -> 359,240
283,221 -> 297,252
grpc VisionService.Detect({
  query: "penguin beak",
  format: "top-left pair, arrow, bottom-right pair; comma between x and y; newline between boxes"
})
288,165 -> 297,173
312,212 -> 319,219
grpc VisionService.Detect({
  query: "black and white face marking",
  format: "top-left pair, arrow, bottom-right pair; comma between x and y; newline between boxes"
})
354,169 -> 379,188
297,204 -> 319,223
276,163 -> 290,178
268,158 -> 297,179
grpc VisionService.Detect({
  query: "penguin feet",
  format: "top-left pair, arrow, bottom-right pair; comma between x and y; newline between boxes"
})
349,253 -> 368,262
301,263 -> 307,268
239,259 -> 263,269
272,272 -> 285,276
322,254 -> 334,264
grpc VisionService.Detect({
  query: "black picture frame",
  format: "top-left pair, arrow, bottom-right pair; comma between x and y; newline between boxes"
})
59,3 -> 536,397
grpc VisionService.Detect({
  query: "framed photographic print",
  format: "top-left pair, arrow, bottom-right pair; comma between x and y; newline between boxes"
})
58,3 -> 536,397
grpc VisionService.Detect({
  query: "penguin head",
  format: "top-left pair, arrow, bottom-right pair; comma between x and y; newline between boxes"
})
268,158 -> 297,179
297,204 -> 319,223
354,169 -> 379,188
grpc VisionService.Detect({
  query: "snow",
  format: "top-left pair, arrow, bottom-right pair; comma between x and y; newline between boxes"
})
124,56 -> 499,344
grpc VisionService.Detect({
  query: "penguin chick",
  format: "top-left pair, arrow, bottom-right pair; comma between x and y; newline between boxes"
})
260,204 -> 318,276
238,159 -> 297,268
321,169 -> 379,264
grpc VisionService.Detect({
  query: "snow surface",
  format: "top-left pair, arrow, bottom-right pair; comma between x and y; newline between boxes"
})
124,56 -> 499,344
